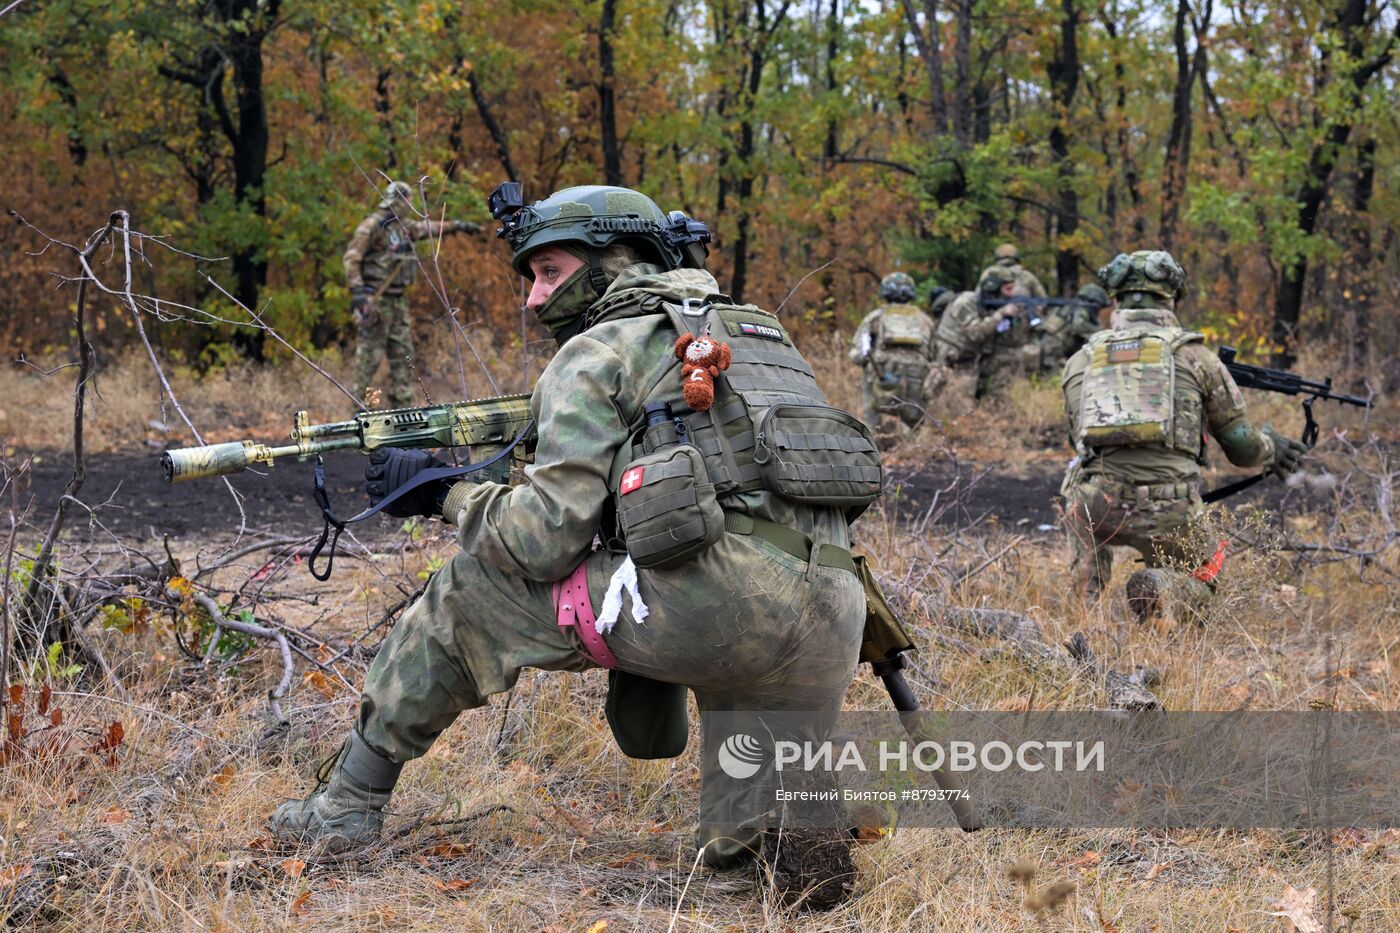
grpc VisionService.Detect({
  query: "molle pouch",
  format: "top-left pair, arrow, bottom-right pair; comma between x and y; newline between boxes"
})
615,443 -> 725,570
752,404 -> 883,509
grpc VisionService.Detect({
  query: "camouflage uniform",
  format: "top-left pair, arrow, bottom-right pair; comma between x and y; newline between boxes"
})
935,275 -> 1040,399
1038,283 -> 1109,374
1060,251 -> 1300,619
850,274 -> 937,444
277,187 -> 869,892
976,243 -> 1047,299
345,182 -> 476,408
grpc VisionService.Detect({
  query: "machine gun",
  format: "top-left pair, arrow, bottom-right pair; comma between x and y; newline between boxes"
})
1203,347 -> 1372,503
160,395 -> 536,578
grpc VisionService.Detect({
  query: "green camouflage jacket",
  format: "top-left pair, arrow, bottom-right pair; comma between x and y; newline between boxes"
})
442,265 -> 851,581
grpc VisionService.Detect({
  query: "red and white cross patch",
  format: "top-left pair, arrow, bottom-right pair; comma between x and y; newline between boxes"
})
620,466 -> 645,495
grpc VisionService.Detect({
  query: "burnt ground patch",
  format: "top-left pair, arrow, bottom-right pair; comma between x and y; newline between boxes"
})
13,447 -> 387,545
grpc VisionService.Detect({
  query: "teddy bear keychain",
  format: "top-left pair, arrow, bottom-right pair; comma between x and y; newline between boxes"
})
674,324 -> 731,412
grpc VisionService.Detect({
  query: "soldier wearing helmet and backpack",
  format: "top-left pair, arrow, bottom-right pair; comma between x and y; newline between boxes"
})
850,272 -> 938,446
1060,250 -> 1307,621
274,183 -> 880,909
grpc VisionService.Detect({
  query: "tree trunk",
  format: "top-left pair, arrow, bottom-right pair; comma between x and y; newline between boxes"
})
1160,0 -> 1209,251
899,0 -> 948,134
1271,0 -> 1395,366
1047,0 -> 1080,293
598,0 -> 623,185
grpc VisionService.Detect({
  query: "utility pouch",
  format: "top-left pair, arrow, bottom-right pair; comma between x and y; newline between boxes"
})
605,670 -> 689,759
615,411 -> 725,570
752,404 -> 883,509
854,555 -> 917,668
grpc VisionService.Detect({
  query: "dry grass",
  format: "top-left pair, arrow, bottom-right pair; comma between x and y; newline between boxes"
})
1,333 -> 1397,931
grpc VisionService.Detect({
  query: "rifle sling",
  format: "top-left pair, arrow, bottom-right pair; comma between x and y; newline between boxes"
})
308,419 -> 536,580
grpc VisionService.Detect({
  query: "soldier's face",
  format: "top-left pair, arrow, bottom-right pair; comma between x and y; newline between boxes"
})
525,246 -> 587,310
999,282 -> 1016,298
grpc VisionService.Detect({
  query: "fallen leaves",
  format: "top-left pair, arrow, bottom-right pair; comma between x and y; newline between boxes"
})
429,877 -> 475,894
103,807 -> 130,825
302,670 -> 340,700
1266,884 -> 1324,933
277,858 -> 306,879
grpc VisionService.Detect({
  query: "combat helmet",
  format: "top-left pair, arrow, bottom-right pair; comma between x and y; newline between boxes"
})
1076,283 -> 1110,308
379,180 -> 413,209
980,265 -> 1016,293
1096,250 -> 1186,301
489,182 -> 710,289
880,272 -> 916,303
994,243 -> 1019,263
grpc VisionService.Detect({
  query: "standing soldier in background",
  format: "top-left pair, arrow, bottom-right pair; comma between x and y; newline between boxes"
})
1039,282 -> 1111,373
977,242 -> 1047,298
850,272 -> 938,446
1060,251 -> 1307,621
345,181 -> 480,409
936,266 -> 1039,400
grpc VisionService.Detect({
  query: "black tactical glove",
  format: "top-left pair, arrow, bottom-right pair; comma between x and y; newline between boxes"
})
451,220 -> 481,234
1263,426 -> 1308,479
350,287 -> 374,322
365,448 -> 452,518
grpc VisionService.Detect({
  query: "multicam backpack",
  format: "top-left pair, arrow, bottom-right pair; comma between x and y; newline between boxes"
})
1074,326 -> 1204,453
875,304 -> 934,352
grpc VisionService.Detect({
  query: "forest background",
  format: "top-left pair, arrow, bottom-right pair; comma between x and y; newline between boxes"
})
2,0 -> 1397,376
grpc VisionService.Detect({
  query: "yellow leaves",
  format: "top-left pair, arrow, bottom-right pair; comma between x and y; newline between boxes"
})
585,922 -> 609,933
211,763 -> 236,787
301,669 -> 339,699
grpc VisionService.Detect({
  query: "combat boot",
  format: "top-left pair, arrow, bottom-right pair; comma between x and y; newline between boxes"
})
760,827 -> 857,911
268,730 -> 402,853
1126,569 -> 1212,624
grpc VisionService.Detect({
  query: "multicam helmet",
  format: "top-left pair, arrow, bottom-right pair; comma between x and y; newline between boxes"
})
880,272 -> 916,303
1096,250 -> 1186,301
379,180 -> 413,209
980,265 -> 1016,293
994,243 -> 1019,261
1076,283 -> 1110,308
491,184 -> 710,278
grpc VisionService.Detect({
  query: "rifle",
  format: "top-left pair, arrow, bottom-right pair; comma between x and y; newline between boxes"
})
979,296 -> 1078,332
160,395 -> 536,578
1203,347 -> 1372,503
855,556 -> 981,832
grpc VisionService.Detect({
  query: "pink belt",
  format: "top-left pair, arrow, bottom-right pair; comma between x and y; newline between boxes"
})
552,563 -> 618,669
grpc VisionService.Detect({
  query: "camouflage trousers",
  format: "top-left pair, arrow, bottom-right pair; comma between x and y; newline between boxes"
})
354,291 -> 415,409
1062,475 -> 1216,608
860,357 -> 930,445
356,530 -> 865,867
976,343 -> 1041,399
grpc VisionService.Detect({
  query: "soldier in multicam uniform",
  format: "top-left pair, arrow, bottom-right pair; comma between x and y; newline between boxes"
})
273,184 -> 876,909
344,181 -> 479,409
1038,282 -> 1110,374
976,242 -> 1047,299
849,272 -> 938,446
1060,250 -> 1307,620
935,266 -> 1040,399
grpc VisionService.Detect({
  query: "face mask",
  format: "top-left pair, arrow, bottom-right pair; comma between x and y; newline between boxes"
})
533,263 -> 600,346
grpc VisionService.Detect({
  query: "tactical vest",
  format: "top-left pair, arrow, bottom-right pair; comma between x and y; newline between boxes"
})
651,299 -> 883,513
875,304 -> 933,352
362,216 -> 417,291
1075,325 -> 1204,455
